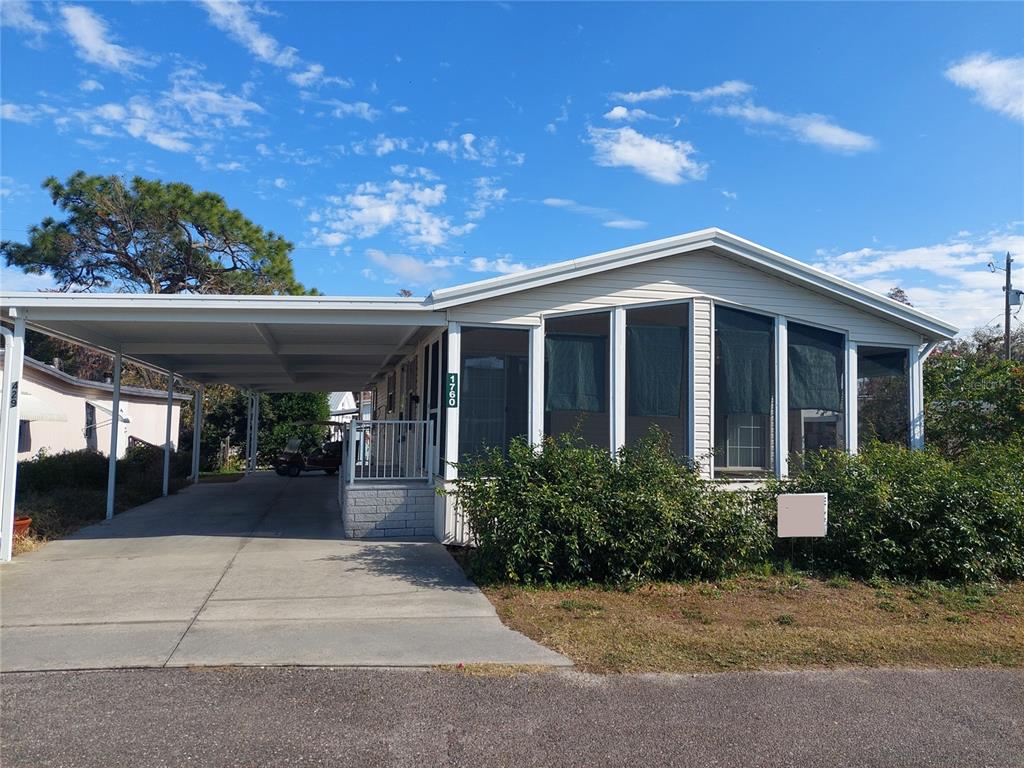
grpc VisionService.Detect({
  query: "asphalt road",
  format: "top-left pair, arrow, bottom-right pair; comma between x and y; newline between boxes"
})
2,667 -> 1021,767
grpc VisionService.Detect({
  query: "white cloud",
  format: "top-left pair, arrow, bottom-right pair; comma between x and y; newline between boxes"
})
814,224 -> 1024,331
603,105 -> 658,122
60,5 -> 154,75
2,0 -> 50,45
945,53 -> 1024,123
330,100 -> 380,121
391,104 -> 410,114
390,164 -> 438,180
469,256 -> 527,274
720,189 -> 738,200
1,103 -> 39,123
216,161 -> 246,172
273,177 -> 288,189
610,80 -> 753,104
586,126 -> 707,184
79,79 -> 104,92
168,67 -> 263,127
310,180 -> 461,248
0,265 -> 57,292
198,0 -> 298,67
432,133 -> 524,166
366,249 -> 461,286
710,101 -> 877,154
287,63 -> 350,88
466,177 -> 507,221
542,196 -> 647,229
354,134 -> 415,157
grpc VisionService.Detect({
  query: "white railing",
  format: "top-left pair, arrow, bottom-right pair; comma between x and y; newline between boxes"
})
346,420 -> 434,483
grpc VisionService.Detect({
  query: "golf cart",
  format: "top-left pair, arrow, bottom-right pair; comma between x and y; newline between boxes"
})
272,421 -> 345,477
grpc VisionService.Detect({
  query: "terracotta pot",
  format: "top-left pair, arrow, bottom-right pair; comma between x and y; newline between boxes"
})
13,517 -> 32,538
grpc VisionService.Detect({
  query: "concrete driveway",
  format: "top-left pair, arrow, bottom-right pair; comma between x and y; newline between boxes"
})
0,474 -> 567,671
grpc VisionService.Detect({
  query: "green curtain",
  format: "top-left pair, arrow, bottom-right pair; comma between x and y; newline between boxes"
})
718,326 -> 772,415
545,334 -> 605,412
859,349 -> 906,380
627,325 -> 683,417
788,324 -> 843,411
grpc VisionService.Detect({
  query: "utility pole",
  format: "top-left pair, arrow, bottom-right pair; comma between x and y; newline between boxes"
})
1005,252 -> 1014,361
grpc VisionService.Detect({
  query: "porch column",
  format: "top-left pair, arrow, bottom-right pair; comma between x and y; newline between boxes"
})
105,351 -> 122,520
527,321 -> 544,447
610,306 -> 627,454
845,340 -> 859,454
190,385 -> 204,483
0,316 -> 26,563
443,321 -> 461,480
774,317 -> 789,478
690,298 -> 714,479
162,371 -> 174,496
908,346 -> 925,449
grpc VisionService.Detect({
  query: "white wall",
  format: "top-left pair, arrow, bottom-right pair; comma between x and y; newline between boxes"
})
2,367 -> 183,460
447,248 -> 924,347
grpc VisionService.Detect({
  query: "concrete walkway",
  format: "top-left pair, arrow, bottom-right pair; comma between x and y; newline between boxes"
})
0,474 -> 567,671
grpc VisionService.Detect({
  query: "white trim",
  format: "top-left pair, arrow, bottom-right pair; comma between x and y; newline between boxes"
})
105,351 -> 122,520
528,321 -> 544,447
688,301 -> 696,460
0,318 -> 26,564
708,301 -> 716,480
610,306 -> 627,454
774,317 -> 789,478
845,340 -> 859,454
909,347 -> 925,450
443,321 -> 461,481
190,385 -> 204,483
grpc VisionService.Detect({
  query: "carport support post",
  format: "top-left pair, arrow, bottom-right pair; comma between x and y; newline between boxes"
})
527,322 -> 544,447
190,385 -> 204,483
105,351 -> 122,520
244,392 -> 253,473
162,372 -> 174,496
252,393 -> 260,470
1,316 -> 26,563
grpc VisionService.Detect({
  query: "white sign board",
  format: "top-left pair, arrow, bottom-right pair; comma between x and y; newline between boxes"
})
777,493 -> 828,538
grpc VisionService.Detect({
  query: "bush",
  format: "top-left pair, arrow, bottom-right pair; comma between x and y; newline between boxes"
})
451,431 -> 772,586
773,442 -> 1024,581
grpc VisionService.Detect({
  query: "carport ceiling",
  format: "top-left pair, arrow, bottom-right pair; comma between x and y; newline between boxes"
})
1,294 -> 445,392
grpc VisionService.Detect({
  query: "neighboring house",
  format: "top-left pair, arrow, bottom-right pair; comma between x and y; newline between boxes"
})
0,353 -> 187,460
1,228 -> 959,544
328,391 -> 359,423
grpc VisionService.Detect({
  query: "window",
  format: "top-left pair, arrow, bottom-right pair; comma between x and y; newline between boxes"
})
858,346 -> 909,448
544,312 -> 610,449
625,303 -> 689,455
17,420 -> 30,453
386,372 -> 395,413
788,322 -> 845,459
714,306 -> 774,476
459,327 -> 529,460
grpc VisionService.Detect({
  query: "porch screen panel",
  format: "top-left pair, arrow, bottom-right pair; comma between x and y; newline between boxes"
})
857,346 -> 909,449
788,322 -> 845,458
714,306 -> 774,476
625,303 -> 689,455
545,312 -> 610,448
459,327 -> 529,461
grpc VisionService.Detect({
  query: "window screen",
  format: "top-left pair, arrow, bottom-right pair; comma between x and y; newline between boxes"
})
544,312 -> 610,449
788,322 -> 845,459
459,327 -> 529,460
714,306 -> 774,476
626,303 -> 689,455
857,346 -> 909,448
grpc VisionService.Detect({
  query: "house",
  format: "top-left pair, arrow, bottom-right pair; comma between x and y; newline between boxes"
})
0,228 -> 958,554
0,353 -> 188,460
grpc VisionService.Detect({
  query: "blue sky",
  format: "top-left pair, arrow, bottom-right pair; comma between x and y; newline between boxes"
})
1,1 -> 1022,331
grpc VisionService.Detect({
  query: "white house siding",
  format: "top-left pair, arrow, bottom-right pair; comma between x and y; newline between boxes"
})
691,297 -> 714,478
446,248 -> 924,347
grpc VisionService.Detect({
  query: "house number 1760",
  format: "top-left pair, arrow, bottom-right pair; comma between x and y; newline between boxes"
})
445,373 -> 458,408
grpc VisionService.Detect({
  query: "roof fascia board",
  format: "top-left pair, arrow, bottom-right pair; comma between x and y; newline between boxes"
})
15,306 -> 446,327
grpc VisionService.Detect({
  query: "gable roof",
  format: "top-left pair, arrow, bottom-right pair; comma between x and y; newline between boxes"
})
428,227 -> 959,340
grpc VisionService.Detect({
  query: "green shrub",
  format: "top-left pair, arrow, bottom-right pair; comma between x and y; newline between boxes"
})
451,431 -> 772,586
773,442 -> 1024,581
17,449 -> 108,492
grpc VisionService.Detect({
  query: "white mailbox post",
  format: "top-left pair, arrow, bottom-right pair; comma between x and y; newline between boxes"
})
777,493 -> 828,538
